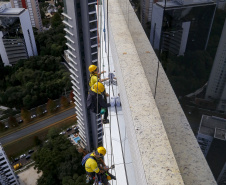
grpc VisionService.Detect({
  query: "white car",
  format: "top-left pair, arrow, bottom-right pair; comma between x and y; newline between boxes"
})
31,115 -> 37,119
59,131 -> 66,135
20,154 -> 26,159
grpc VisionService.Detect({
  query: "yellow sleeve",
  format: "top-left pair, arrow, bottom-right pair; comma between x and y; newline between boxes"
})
90,76 -> 98,87
91,161 -> 100,173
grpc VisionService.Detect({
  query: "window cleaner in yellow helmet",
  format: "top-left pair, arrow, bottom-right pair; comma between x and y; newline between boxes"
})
82,147 -> 116,185
87,82 -> 110,124
88,65 -> 109,89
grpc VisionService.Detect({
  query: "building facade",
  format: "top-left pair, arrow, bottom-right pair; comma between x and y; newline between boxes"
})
62,0 -> 102,151
0,3 -> 38,66
197,115 -> 226,183
205,19 -> 226,113
140,0 -> 153,34
0,143 -> 20,185
10,0 -> 43,32
150,0 -> 216,56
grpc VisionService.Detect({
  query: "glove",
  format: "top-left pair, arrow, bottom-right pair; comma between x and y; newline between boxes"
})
100,108 -> 106,115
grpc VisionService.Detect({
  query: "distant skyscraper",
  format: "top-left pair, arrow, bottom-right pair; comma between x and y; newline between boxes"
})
10,0 -> 43,32
62,0 -> 102,151
215,0 -> 226,10
205,19 -> 226,113
150,0 -> 216,56
197,115 -> 226,184
140,0 -> 154,33
0,143 -> 20,185
0,2 -> 38,66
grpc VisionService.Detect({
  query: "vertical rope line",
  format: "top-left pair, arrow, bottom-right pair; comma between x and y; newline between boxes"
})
110,81 -> 130,185
107,1 -> 129,184
102,2 -> 117,185
106,1 -> 114,184
154,0 -> 166,99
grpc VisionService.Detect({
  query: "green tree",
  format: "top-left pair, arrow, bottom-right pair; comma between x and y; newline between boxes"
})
0,55 -> 71,109
36,106 -> 43,116
46,99 -> 56,113
23,95 -> 32,109
34,128 -> 88,185
33,136 -> 42,146
51,12 -> 62,29
8,116 -> 18,127
61,96 -> 69,108
21,108 -> 31,122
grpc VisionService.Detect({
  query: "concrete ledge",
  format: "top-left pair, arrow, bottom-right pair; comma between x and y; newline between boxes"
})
108,0 -> 185,184
114,0 -> 217,184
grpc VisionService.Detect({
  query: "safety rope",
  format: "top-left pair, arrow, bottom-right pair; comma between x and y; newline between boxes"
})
106,1 -> 114,184
154,0 -> 167,99
106,1 -> 129,184
99,2 -> 118,184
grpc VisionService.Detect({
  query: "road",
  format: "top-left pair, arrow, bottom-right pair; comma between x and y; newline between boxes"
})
0,108 -> 75,145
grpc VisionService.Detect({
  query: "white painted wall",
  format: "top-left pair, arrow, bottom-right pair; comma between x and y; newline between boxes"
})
0,31 -> 10,66
19,10 -> 38,56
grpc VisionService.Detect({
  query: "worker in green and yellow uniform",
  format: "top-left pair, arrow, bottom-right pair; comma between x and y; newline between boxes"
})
88,65 -> 109,89
85,147 -> 116,185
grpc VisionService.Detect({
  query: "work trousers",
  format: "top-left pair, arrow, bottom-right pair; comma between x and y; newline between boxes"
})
86,172 -> 108,185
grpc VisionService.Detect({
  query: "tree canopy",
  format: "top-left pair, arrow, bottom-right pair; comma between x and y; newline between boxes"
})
34,128 -> 90,185
0,56 -> 71,109
35,14 -> 66,57
46,99 -> 56,113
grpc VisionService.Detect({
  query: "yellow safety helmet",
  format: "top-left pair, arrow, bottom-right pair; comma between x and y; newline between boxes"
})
97,146 -> 106,156
89,65 -> 97,73
93,82 -> 105,93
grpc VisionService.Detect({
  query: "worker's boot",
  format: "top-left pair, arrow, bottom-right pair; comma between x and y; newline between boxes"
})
110,174 -> 116,180
103,119 -> 109,124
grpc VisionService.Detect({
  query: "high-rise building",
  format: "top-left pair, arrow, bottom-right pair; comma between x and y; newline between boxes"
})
140,0 -> 153,33
197,115 -> 226,183
62,0 -> 102,151
150,0 -> 216,56
0,2 -> 38,66
10,0 -> 43,32
0,143 -> 20,185
205,19 -> 226,113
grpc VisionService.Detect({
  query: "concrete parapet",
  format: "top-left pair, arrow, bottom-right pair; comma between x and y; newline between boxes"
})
108,0 -> 184,184
108,0 -> 217,184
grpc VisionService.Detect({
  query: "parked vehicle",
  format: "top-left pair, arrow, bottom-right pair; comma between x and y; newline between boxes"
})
18,119 -> 23,124
14,158 -> 19,162
13,163 -> 22,170
25,155 -> 31,160
31,115 -> 36,119
74,126 -> 79,133
66,128 -> 72,132
28,150 -> 34,154
43,110 -> 47,114
59,131 -> 66,135
20,154 -> 26,159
